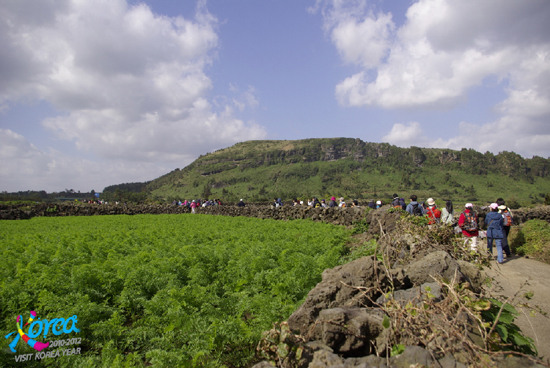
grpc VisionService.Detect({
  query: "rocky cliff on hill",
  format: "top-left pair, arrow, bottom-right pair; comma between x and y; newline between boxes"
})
118,138 -> 550,205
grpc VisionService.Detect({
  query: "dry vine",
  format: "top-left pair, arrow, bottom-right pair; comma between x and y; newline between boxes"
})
255,212 -> 549,367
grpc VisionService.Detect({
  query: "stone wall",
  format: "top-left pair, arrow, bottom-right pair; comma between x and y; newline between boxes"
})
508,206 -> 550,224
0,203 -> 368,226
2,203 -> 550,226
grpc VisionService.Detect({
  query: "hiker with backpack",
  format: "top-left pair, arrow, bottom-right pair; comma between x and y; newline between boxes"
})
312,197 -> 321,208
440,200 -> 455,225
425,198 -> 441,225
497,198 -> 513,258
406,195 -> 425,216
486,203 -> 505,264
458,203 -> 479,250
338,197 -> 346,208
392,194 -> 401,208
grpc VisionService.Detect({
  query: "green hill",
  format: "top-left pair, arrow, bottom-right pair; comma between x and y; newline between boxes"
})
111,138 -> 550,207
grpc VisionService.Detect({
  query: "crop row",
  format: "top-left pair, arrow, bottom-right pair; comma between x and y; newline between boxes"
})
0,214 -> 350,367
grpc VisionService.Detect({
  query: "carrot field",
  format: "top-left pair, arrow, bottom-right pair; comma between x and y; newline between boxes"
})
0,214 -> 350,367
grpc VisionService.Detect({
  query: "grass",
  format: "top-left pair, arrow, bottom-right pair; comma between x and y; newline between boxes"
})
509,220 -> 550,264
138,139 -> 550,207
150,160 -> 550,210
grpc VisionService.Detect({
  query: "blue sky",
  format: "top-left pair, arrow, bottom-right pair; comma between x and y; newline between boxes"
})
1,0 -> 549,192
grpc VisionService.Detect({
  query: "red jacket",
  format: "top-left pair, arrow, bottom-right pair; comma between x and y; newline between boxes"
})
426,206 -> 441,225
458,209 -> 479,237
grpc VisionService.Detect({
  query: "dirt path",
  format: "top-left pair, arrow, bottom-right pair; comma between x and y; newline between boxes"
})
483,255 -> 550,362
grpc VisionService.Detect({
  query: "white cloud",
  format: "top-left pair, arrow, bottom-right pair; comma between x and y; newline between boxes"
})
0,0 -> 266,167
329,0 -> 550,109
320,0 -> 550,157
383,114 -> 550,159
433,120 -> 550,158
382,122 -> 429,148
0,129 -> 169,192
312,0 -> 394,69
225,85 -> 259,112
331,12 -> 394,69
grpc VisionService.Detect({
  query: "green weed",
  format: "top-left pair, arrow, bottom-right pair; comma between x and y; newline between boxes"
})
481,299 -> 538,356
510,219 -> 550,264
339,239 -> 379,265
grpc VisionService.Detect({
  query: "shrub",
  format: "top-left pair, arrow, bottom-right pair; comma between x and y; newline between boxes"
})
510,219 -> 550,264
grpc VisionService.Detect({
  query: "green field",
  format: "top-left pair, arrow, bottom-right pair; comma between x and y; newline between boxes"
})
0,215 -> 350,367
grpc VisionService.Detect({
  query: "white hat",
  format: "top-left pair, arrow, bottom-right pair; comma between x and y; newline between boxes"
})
490,203 -> 498,209
465,203 -> 473,208
376,200 -> 381,205
427,198 -> 435,206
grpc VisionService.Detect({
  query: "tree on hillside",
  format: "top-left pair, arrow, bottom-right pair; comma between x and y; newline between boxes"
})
467,184 -> 476,198
202,184 -> 212,199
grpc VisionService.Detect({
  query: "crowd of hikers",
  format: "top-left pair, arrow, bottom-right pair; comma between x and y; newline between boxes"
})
392,194 -> 514,264
170,193 -> 514,263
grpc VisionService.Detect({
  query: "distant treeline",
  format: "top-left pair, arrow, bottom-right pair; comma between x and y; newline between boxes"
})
0,190 -> 95,202
1,182 -> 149,203
103,181 -> 150,193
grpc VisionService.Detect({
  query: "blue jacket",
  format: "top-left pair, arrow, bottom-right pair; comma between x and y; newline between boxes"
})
485,211 -> 504,239
406,201 -> 425,216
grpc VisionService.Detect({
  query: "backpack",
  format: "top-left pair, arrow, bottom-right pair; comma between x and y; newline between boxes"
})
502,210 -> 512,226
392,198 -> 401,208
461,211 -> 478,231
426,207 -> 441,224
411,203 -> 423,216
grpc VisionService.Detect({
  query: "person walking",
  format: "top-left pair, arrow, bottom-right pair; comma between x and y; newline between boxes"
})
486,203 -> 505,263
496,198 -> 513,258
406,195 -> 424,216
440,200 -> 455,225
458,203 -> 479,250
425,198 -> 441,225
391,194 -> 400,208
338,197 -> 346,208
